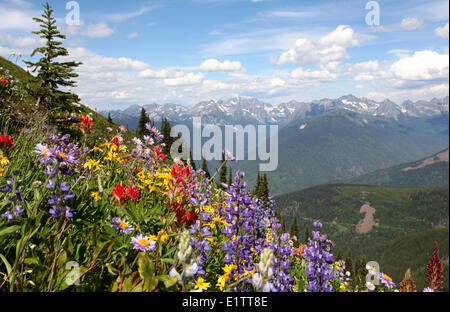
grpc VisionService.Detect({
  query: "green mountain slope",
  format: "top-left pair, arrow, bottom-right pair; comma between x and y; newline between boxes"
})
274,183 -> 449,285
239,109 -> 449,195
365,228 -> 449,291
1,56 -> 116,138
346,148 -> 449,188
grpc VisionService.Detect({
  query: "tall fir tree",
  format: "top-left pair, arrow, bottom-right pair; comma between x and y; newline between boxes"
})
304,226 -> 311,243
345,251 -> 353,277
289,215 -> 299,240
189,149 -> 196,171
253,172 -> 261,196
228,167 -> 233,186
336,249 -> 343,261
107,112 -> 113,124
262,173 -> 269,201
201,156 -> 210,178
137,108 -> 150,137
218,152 -> 228,186
24,2 -> 81,109
160,118 -> 174,158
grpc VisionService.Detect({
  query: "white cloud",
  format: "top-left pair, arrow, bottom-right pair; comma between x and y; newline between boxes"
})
371,17 -> 424,33
390,50 -> 449,81
199,59 -> 246,72
435,22 -> 449,38
105,5 -> 159,22
84,23 -> 115,38
67,47 -> 149,72
0,33 -> 44,55
400,17 -> 423,30
271,25 -> 359,66
138,68 -> 172,79
0,6 -> 36,30
63,22 -> 115,39
128,32 -> 139,39
291,67 -> 338,81
387,49 -> 412,58
164,72 -> 204,86
270,78 -> 286,87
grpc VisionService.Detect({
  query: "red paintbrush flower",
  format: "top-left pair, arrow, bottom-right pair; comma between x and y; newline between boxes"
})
0,134 -> 14,153
1,79 -> 8,86
112,184 -> 127,202
80,115 -> 93,134
126,186 -> 139,200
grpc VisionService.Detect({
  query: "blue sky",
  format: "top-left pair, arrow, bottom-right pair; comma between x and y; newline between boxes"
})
0,0 -> 448,110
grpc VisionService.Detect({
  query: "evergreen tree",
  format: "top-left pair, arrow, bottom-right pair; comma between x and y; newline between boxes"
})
137,108 -> 150,137
25,2 -> 82,109
201,156 -> 210,178
218,152 -> 227,186
289,215 -> 299,239
262,173 -> 269,201
304,226 -> 311,243
345,251 -> 353,278
189,149 -> 196,171
336,249 -> 343,261
253,172 -> 261,196
161,118 -> 174,157
107,112 -> 113,124
228,167 -> 233,186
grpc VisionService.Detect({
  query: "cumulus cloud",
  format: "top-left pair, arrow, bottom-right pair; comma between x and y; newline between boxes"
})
164,72 -> 204,86
0,6 -> 36,30
138,68 -> 172,79
390,50 -> 449,81
400,17 -> 424,30
271,25 -> 359,66
67,47 -> 149,73
291,67 -> 338,81
371,17 -> 424,33
83,23 -> 115,38
199,59 -> 246,72
63,22 -> 115,39
0,33 -> 44,55
435,22 -> 449,38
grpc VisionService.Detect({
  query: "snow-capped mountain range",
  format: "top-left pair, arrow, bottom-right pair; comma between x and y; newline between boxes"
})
101,95 -> 449,128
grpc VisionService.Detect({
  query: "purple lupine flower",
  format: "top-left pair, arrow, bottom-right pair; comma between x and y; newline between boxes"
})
303,221 -> 335,292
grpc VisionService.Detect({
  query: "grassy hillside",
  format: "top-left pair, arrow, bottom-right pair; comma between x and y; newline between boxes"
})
239,109 -> 449,195
365,228 -> 449,291
347,148 -> 449,188
1,56 -> 121,142
274,183 -> 449,286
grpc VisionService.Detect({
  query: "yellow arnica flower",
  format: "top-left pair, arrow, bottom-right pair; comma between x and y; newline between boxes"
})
222,264 -> 237,277
84,159 -> 103,170
0,156 -> 10,167
0,168 -> 4,178
243,268 -> 256,277
194,277 -> 211,291
158,230 -> 169,245
340,283 -> 346,291
91,192 -> 101,201
91,146 -> 103,152
216,275 -> 227,291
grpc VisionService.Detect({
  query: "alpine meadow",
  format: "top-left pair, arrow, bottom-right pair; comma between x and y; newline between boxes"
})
0,0 -> 448,296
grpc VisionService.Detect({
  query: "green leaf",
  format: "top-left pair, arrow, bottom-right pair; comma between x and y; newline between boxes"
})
0,225 -> 21,237
157,275 -> 178,289
0,254 -> 12,276
137,253 -> 154,281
